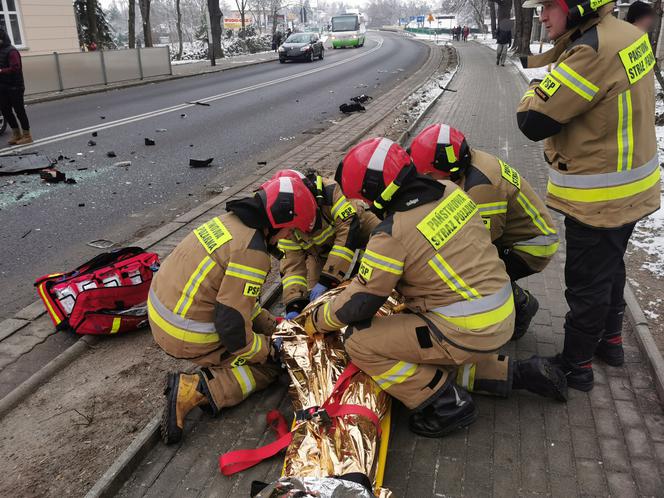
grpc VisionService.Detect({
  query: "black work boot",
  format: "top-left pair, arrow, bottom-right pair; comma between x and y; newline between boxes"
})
595,310 -> 625,367
512,282 -> 539,341
161,372 -> 211,444
512,356 -> 568,401
409,384 -> 478,438
551,354 -> 594,392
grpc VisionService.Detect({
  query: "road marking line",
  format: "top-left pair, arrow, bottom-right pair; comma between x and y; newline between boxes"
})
1,38 -> 384,155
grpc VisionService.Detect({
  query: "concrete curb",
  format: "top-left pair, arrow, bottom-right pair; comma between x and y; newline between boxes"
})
0,335 -> 100,419
624,284 -> 664,403
25,57 -> 277,105
83,281 -> 282,498
476,40 -> 664,404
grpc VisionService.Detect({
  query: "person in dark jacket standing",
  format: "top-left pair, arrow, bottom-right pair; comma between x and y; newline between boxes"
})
495,26 -> 512,66
0,29 -> 31,145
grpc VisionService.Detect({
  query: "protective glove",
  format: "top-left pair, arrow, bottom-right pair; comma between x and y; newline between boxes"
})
284,311 -> 299,320
309,283 -> 328,301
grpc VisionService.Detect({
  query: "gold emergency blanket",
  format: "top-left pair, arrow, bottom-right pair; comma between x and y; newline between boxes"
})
271,286 -> 402,496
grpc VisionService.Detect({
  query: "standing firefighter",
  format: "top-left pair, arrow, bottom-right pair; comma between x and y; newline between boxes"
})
517,0 -> 661,390
305,138 -> 567,437
273,169 -> 379,319
149,176 -> 317,444
409,123 -> 559,340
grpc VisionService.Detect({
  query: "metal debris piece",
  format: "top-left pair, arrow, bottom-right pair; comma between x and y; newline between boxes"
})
0,152 -> 54,175
87,239 -> 115,249
189,158 -> 214,168
113,161 -> 132,167
92,132 -> 98,137
186,101 -> 210,107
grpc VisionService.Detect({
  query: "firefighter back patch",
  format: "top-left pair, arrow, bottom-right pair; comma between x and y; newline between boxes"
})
619,33 -> 655,85
416,189 -> 478,251
195,217 -> 233,254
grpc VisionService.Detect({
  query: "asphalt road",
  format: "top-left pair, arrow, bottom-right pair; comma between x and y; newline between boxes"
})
0,32 -> 428,318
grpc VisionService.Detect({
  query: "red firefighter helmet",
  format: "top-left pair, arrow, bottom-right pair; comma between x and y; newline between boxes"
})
258,176 -> 317,233
270,169 -> 306,181
408,123 -> 471,178
336,137 -> 414,209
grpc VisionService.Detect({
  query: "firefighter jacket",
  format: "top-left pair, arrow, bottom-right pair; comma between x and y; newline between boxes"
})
278,176 -> 379,312
148,213 -> 275,362
311,176 -> 514,352
517,5 -> 660,228
459,148 -> 559,272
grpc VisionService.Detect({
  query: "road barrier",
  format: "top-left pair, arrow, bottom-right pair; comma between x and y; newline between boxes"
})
22,47 -> 173,96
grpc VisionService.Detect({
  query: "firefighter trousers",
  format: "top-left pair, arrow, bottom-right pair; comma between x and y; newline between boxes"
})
151,323 -> 279,410
563,217 -> 635,364
343,313 -> 512,410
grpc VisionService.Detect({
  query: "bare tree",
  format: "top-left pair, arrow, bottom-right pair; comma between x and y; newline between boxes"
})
176,0 -> 183,58
271,0 -> 282,35
235,0 -> 250,36
511,3 -> 533,55
138,0 -> 153,47
128,0 -> 136,47
86,0 -> 99,44
489,0 -> 497,37
466,0 -> 489,33
207,0 -> 224,58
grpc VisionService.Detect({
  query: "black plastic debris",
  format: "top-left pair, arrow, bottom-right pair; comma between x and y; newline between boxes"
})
107,151 -> 117,158
339,102 -> 366,114
40,168 -> 67,183
189,158 -> 214,168
180,114 -> 187,118
65,178 -> 77,184
100,116 -> 106,120
350,94 -> 372,104
145,138 -> 156,146
257,161 -> 267,165
186,101 -> 210,107
92,132 -> 98,137
78,203 -> 85,207
88,140 -> 96,146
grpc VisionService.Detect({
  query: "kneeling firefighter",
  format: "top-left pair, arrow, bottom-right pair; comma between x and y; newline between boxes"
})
149,176 -> 317,444
272,169 -> 380,318
409,123 -> 559,340
304,138 -> 568,437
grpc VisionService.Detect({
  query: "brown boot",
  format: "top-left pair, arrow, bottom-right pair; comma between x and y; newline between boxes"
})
7,129 -> 22,145
161,372 -> 209,444
15,131 -> 33,145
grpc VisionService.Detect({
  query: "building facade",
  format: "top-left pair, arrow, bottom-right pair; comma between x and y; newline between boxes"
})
1,0 -> 79,55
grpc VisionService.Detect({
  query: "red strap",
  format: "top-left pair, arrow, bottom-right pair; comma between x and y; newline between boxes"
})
218,363 -> 381,476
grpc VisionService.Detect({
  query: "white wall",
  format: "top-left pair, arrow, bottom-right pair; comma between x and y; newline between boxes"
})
19,0 -> 80,55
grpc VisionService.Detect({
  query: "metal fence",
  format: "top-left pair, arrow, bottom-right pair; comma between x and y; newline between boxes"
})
22,47 -> 172,96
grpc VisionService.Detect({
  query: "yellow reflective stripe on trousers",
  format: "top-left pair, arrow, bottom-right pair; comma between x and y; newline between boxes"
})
433,283 -> 515,331
372,361 -> 418,390
428,253 -> 481,300
362,249 -> 404,275
617,89 -> 634,172
226,262 -> 267,284
456,364 -> 476,391
277,239 -> 302,251
174,256 -> 217,317
313,225 -> 335,245
233,332 -> 263,364
231,365 -> 256,398
516,192 -> 556,236
513,234 -> 560,257
282,274 -> 308,289
329,245 -> 355,263
548,156 -> 660,203
323,301 -> 344,329
552,63 -> 599,102
477,201 -> 507,216
147,292 -> 220,344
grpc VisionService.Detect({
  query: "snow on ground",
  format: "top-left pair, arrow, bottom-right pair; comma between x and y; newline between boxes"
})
476,34 -> 552,80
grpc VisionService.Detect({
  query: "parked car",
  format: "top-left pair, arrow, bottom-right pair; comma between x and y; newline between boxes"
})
278,32 -> 324,63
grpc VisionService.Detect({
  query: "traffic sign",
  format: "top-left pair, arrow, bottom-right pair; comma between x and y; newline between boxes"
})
427,13 -> 435,22
416,15 -> 425,23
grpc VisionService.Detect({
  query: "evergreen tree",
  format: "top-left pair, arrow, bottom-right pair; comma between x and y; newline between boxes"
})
74,0 -> 115,48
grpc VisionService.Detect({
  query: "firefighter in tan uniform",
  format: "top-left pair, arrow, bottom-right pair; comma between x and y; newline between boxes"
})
408,123 -> 559,340
272,169 -> 379,318
149,176 -> 317,444
517,0 -> 660,391
303,138 -> 567,437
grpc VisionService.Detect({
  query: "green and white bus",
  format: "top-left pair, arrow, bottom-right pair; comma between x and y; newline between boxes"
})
330,13 -> 366,49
